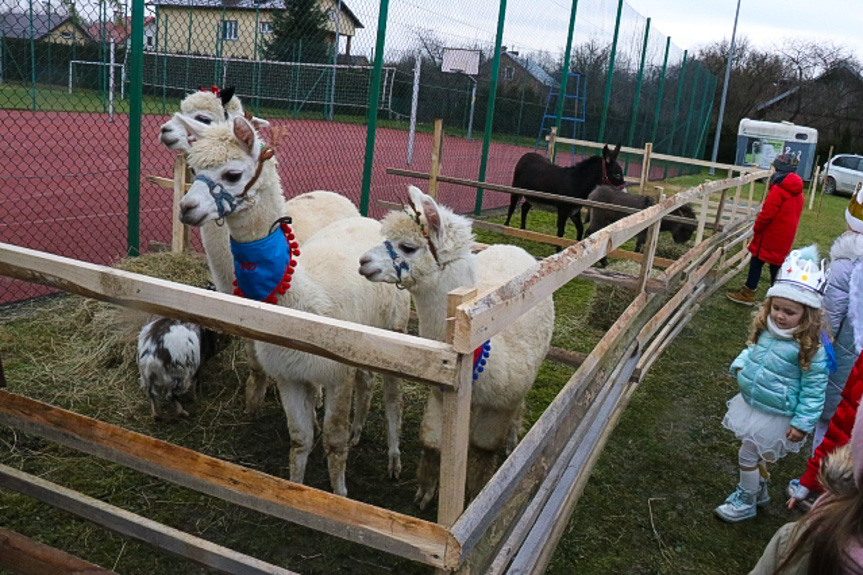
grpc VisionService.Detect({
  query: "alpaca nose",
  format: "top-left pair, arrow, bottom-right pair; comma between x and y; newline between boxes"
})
359,254 -> 371,266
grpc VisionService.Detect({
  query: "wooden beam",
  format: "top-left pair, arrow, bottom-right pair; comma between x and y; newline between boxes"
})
451,184 -> 720,354
0,464 -> 298,575
637,189 -> 664,294
638,142 -> 653,193
546,127 -> 557,161
545,347 -> 587,368
580,267 -> 666,294
0,527 -> 116,575
0,243 -> 458,388
0,391 -> 457,569
171,155 -> 189,254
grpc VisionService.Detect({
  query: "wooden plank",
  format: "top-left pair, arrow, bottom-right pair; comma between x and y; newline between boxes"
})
545,347 -> 587,368
580,267 -> 667,294
638,142 -> 652,194
429,119 -> 443,199
0,391 -> 457,569
0,464 -> 297,575
451,292 -> 657,561
487,343 -> 638,575
633,310 -> 697,384
608,249 -> 674,269
546,127 -> 557,160
0,527 -> 116,575
470,220 -> 574,248
0,243 -> 458,388
451,183 -> 718,354
171,155 -> 189,254
509,348 -> 641,574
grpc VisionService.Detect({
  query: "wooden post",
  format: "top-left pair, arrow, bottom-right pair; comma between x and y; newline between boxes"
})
808,165 -> 821,210
429,119 -> 444,199
637,190 -> 664,294
438,286 -> 477,530
712,188 -> 728,232
638,143 -> 653,194
546,127 -> 557,162
695,190 -> 710,245
729,178 -> 743,224
748,180 -> 755,218
171,155 -> 190,254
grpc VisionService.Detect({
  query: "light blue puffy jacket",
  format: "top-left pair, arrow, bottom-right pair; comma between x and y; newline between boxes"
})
730,331 -> 828,433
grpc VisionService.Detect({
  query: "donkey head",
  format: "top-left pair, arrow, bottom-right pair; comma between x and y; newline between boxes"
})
601,143 -> 625,188
177,115 -> 271,226
670,203 -> 697,244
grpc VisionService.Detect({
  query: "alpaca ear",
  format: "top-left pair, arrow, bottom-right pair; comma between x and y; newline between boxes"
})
419,195 -> 442,241
173,112 -> 209,140
220,86 -> 236,107
233,117 -> 257,156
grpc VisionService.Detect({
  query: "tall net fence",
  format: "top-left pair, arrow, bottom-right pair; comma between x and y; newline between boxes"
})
1,0 -> 716,306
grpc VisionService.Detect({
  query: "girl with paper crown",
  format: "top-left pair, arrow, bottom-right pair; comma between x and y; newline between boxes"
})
716,246 -> 830,522
786,191 -> 863,509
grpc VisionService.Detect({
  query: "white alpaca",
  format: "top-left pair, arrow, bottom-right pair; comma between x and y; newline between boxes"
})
177,116 -> 410,496
359,186 -> 555,508
159,89 -> 362,413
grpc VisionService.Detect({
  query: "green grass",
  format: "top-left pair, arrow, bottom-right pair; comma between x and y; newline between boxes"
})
0,172 -> 845,573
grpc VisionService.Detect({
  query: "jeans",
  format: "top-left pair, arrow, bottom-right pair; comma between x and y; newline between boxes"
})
745,256 -> 780,290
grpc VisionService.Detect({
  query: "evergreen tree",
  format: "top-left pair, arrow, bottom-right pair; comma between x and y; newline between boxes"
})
265,0 -> 331,63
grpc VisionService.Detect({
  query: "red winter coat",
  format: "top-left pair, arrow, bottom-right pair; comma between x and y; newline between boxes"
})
748,173 -> 804,266
799,348 -> 863,492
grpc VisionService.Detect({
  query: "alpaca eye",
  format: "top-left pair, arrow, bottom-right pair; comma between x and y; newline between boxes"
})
399,243 -> 418,255
223,171 -> 243,184
194,114 -> 213,125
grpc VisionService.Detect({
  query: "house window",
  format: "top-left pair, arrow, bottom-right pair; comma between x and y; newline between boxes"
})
261,21 -> 272,34
60,31 -> 72,40
146,35 -> 153,48
503,66 -> 514,80
222,20 -> 238,41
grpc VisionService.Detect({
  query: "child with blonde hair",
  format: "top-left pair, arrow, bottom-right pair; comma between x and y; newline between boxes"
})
716,246 -> 830,522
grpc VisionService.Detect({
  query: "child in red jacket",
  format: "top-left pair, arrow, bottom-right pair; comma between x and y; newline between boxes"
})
728,153 -> 804,305
787,348 -> 863,509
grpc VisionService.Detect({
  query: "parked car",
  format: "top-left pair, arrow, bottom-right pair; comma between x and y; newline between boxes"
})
822,154 -> 863,196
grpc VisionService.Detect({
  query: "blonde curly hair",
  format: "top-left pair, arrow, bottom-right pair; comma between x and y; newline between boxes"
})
749,296 -> 825,370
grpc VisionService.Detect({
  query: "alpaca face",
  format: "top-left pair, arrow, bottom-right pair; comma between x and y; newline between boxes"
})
178,118 -> 262,226
159,109 -> 221,151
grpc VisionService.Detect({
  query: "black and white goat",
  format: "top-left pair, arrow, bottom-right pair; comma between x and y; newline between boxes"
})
137,317 -> 218,419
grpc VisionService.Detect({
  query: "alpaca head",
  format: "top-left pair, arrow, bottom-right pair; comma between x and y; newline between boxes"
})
178,115 -> 275,226
159,87 -> 269,152
359,186 -> 474,289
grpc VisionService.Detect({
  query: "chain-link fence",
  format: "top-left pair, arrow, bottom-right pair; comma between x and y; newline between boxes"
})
0,0 -> 716,306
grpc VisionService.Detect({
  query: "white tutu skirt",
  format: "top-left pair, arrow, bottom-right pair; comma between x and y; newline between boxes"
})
722,394 -> 805,462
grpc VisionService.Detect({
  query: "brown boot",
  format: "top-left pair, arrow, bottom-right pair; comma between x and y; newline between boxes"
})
727,286 -> 756,306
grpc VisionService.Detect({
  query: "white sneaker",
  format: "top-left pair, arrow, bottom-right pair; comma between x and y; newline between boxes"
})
715,485 -> 757,522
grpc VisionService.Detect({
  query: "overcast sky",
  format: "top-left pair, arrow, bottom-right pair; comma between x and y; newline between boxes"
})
629,0 -> 863,61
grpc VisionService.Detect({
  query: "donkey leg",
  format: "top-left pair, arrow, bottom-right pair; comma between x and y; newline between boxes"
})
519,201 -> 533,230
504,194 -> 520,227
382,374 -> 403,479
244,339 -> 269,414
569,208 -> 585,241
323,374 -> 354,497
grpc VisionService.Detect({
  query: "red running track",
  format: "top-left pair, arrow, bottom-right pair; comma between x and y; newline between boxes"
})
0,109 -> 659,306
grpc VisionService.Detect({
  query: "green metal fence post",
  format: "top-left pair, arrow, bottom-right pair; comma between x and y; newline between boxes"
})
29,0 -> 35,111
161,14 -> 168,114
626,17 -> 650,148
697,75 -> 718,159
692,70 -> 712,157
552,0 -> 580,162
128,0 -> 144,257
681,61 -> 700,157
474,0 -> 508,215
664,49 -> 687,178
649,36 -> 671,145
185,6 -> 193,92
358,0 -> 391,216
597,0 -> 624,143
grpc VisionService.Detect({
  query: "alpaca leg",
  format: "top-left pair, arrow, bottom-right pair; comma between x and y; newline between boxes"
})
350,370 -> 374,447
466,447 -> 498,503
382,374 -> 403,479
279,382 -> 316,486
504,194 -> 520,227
505,402 -> 525,456
415,388 -> 443,510
244,340 -> 269,414
323,378 -> 354,497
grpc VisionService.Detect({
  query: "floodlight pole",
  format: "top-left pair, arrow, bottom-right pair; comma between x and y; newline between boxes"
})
466,74 -> 477,140
709,0 -> 741,174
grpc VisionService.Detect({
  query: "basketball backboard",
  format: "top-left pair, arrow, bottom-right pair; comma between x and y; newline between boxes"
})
442,48 -> 480,76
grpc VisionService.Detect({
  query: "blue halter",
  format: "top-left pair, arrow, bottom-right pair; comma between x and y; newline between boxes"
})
385,240 -> 410,289
194,173 -> 241,221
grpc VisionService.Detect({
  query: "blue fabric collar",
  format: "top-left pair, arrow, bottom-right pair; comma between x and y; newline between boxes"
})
230,227 -> 289,302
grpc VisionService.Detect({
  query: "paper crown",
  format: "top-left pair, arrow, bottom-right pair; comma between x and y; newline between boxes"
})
774,248 -> 829,296
847,185 -> 863,233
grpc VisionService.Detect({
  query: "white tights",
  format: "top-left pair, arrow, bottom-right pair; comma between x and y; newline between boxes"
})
738,440 -> 767,492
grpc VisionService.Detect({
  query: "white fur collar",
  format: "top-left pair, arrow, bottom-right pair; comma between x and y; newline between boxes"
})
830,232 -> 863,261
767,316 -> 796,339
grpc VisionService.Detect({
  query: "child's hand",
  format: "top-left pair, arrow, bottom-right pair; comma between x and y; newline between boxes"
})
786,497 -> 798,510
786,426 -> 806,442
